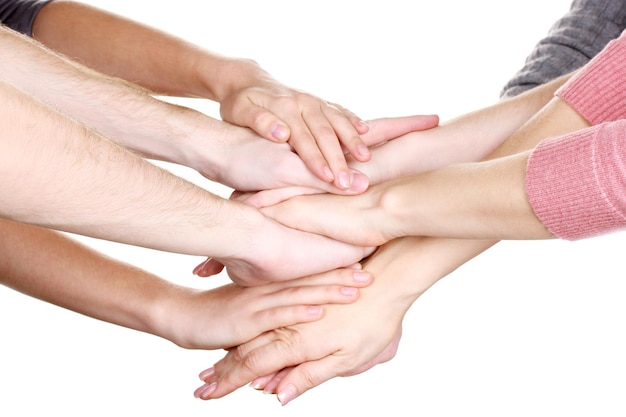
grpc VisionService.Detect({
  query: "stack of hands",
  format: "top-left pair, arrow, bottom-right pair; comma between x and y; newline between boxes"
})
4,0 -> 625,409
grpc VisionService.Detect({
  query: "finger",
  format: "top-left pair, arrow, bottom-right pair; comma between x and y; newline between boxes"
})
222,99 -> 291,143
301,108 -> 354,189
260,367 -> 292,394
206,332 -> 321,399
361,114 -> 439,146
329,102 -> 370,135
274,356 -> 347,406
243,186 -> 324,208
269,266 -> 371,291
249,371 -> 280,391
322,105 -> 371,163
243,169 -> 368,208
193,258 -> 225,277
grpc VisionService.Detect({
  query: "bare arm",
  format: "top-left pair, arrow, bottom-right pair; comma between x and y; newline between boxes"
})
198,80 -> 594,402
31,0 -> 374,189
0,219 -> 372,350
258,85 -> 589,245
0,79 -> 372,285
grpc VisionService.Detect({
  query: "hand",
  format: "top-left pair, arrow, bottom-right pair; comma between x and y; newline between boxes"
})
194,212 -> 375,286
258,184 -> 389,247
193,239 -> 424,403
218,60 -> 369,190
193,279 -> 405,404
158,265 -> 373,350
192,114 -> 438,195
217,78 -> 438,192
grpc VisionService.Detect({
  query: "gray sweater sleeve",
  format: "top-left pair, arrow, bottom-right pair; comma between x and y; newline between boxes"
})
501,0 -> 626,98
0,0 -> 53,36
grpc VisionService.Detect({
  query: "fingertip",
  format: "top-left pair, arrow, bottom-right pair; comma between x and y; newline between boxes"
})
307,305 -> 324,316
352,270 -> 371,284
356,119 -> 370,134
277,383 -> 298,406
344,170 -> 369,194
270,122 -> 290,142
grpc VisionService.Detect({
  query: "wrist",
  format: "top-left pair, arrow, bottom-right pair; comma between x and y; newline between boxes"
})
373,179 -> 421,242
196,56 -> 269,103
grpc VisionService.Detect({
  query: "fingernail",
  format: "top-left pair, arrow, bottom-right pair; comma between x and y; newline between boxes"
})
199,367 -> 214,381
192,261 -> 206,276
307,306 -> 323,315
340,287 -> 358,295
270,123 -> 289,141
357,145 -> 370,157
277,384 -> 298,406
353,270 -> 370,282
194,382 -> 217,399
338,171 -> 351,189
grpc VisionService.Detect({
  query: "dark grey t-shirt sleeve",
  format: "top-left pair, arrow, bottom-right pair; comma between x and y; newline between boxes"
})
0,0 -> 53,36
501,0 -> 626,98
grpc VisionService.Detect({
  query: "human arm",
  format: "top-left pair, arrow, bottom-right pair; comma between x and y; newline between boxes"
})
0,79 -> 374,286
0,24 -> 438,196
30,0 -> 373,189
238,72 -> 572,207
254,85 -> 589,245
195,236 -> 495,403
262,31 -> 626,244
0,219 -> 374,351
196,39 -> 625,398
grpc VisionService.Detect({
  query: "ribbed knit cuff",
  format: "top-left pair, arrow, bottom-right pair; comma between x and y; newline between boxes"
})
556,30 -> 626,125
526,124 -> 626,240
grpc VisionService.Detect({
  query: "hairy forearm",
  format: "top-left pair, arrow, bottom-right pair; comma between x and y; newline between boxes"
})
0,24 -> 227,166
32,0 -> 259,101
0,80 -> 256,257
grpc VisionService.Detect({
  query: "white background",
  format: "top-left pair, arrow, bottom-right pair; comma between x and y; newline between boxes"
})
2,1 -> 626,416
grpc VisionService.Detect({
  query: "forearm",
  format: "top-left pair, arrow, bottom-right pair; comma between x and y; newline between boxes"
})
0,219 -> 174,338
353,73 -> 573,183
32,0 -> 261,101
372,96 -> 591,240
0,80 -> 257,257
0,24 -> 227,166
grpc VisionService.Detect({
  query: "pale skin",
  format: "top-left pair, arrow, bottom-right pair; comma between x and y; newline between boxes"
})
0,24 -> 398,195
252,88 -> 591,246
0,79 -> 379,286
0,218 -> 374,351
194,72 -> 593,404
31,0 -> 372,190
0,22 -> 442,285
192,74 -> 572,277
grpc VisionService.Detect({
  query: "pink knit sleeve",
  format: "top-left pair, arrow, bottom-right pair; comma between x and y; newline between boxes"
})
556,29 -> 626,124
526,120 -> 626,240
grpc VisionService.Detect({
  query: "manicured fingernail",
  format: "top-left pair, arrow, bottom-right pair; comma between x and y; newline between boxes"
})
340,287 -> 358,295
199,367 -> 214,381
192,260 -> 208,275
353,270 -> 370,282
194,382 -> 217,399
323,166 -> 334,181
270,123 -> 289,141
338,171 -> 351,189
277,384 -> 298,406
307,306 -> 323,315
